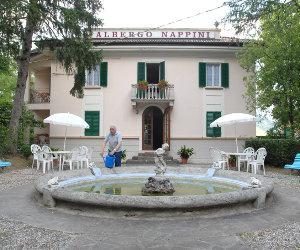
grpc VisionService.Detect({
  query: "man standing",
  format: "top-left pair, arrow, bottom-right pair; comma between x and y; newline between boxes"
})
101,125 -> 123,167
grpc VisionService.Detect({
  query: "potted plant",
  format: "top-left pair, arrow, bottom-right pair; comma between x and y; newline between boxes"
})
137,80 -> 149,90
228,155 -> 236,169
177,145 -> 194,164
121,149 -> 127,164
137,80 -> 148,99
157,80 -> 169,89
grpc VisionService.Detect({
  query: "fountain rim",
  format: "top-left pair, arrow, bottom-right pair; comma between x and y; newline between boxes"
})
35,170 -> 274,209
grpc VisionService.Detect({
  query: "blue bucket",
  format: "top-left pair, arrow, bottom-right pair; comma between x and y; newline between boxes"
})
104,155 -> 115,169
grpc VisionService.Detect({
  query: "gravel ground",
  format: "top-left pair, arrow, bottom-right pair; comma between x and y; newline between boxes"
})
1,167 -> 300,249
239,169 -> 300,249
0,217 -> 78,249
265,169 -> 300,189
0,168 -> 42,192
240,222 -> 300,249
0,169 -> 77,249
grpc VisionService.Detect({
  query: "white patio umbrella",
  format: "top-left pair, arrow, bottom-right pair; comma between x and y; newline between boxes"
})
210,113 -> 256,152
44,113 -> 90,150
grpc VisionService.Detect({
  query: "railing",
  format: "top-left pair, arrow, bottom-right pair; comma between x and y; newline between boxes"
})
30,90 -> 50,104
131,84 -> 174,101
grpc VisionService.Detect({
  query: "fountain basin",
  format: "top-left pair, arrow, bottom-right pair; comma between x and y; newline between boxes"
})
35,168 -> 273,210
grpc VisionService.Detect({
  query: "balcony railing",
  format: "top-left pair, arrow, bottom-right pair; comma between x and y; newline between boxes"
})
131,84 -> 174,101
30,90 -> 50,104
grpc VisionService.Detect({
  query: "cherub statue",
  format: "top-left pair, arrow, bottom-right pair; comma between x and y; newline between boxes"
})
154,143 -> 169,176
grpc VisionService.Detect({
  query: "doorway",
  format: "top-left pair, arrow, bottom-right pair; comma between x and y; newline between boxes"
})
142,106 -> 163,150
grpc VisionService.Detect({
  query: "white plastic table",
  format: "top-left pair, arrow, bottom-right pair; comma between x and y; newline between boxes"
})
224,152 -> 248,170
52,151 -> 71,170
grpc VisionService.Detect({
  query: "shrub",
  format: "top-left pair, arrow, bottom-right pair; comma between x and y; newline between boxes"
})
0,101 -> 12,157
121,150 -> 126,160
18,144 -> 32,158
0,100 -> 42,156
0,126 -> 9,157
245,138 -> 300,167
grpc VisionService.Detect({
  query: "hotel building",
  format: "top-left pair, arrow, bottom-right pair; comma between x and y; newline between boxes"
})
25,28 -> 255,164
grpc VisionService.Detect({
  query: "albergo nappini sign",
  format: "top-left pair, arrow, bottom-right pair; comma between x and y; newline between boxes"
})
93,29 -> 218,39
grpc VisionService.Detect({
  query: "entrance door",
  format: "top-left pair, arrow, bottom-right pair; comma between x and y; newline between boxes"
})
142,106 -> 163,150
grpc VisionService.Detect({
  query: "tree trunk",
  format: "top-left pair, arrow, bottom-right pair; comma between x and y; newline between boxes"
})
288,99 -> 295,138
8,19 -> 34,154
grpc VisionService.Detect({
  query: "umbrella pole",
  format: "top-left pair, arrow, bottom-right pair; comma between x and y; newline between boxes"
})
63,126 -> 67,150
235,124 -> 238,153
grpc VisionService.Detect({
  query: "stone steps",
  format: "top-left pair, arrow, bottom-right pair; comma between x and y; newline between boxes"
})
132,156 -> 175,161
126,151 -> 180,166
137,152 -> 156,157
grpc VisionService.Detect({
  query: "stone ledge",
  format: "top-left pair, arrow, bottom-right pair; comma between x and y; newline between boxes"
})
34,167 -> 274,210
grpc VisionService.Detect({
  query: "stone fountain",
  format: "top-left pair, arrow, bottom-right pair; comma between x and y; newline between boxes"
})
142,143 -> 175,196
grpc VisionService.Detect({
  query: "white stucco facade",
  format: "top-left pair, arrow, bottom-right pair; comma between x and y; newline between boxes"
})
26,28 -> 256,163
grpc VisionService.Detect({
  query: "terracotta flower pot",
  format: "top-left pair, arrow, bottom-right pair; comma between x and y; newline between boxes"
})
229,160 -> 236,169
181,157 -> 188,164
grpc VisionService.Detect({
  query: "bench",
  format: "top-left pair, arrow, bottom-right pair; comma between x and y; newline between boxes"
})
284,153 -> 300,171
0,161 -> 11,170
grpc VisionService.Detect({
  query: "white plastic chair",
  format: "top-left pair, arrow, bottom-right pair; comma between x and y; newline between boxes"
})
31,144 -> 41,169
62,148 -> 80,170
247,148 -> 267,175
238,147 -> 255,171
42,145 -> 58,166
209,147 -> 228,170
78,146 -> 92,169
36,150 -> 53,174
42,145 -> 51,154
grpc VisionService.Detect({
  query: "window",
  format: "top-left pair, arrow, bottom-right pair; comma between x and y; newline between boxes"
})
206,112 -> 221,137
206,64 -> 221,87
85,65 -> 100,86
137,61 -> 165,82
199,62 -> 229,88
85,62 -> 108,87
85,111 -> 100,136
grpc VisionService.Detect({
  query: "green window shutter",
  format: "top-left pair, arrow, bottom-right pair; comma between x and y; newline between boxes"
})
100,62 -> 108,87
213,112 -> 222,137
199,62 -> 206,87
137,62 -> 145,82
206,112 -> 215,137
85,111 -> 100,136
221,63 -> 229,88
206,112 -> 221,137
160,61 -> 165,80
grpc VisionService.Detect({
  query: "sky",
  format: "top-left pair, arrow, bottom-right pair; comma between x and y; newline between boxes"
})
100,0 -> 236,37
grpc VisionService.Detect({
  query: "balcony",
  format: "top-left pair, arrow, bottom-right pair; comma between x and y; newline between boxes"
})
131,84 -> 174,112
27,90 -> 50,110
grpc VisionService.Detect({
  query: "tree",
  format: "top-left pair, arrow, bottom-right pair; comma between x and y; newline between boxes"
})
225,0 -> 300,137
0,57 -> 42,156
0,0 -> 103,153
0,57 -> 16,102
224,0 -> 300,35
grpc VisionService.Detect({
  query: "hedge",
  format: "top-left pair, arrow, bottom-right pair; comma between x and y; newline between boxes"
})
0,100 -> 41,157
245,138 -> 300,167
